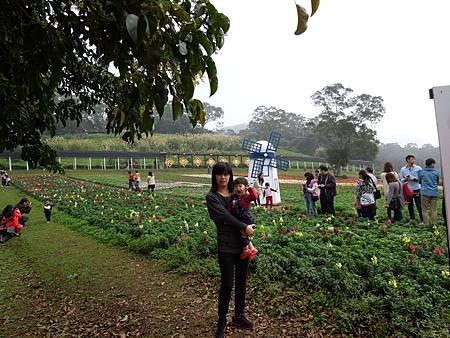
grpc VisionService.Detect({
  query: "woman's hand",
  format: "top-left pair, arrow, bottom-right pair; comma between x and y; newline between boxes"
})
245,224 -> 255,236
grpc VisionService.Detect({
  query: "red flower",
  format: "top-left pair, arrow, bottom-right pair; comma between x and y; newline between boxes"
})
333,227 -> 340,236
321,229 -> 328,237
408,244 -> 416,254
434,246 -> 445,255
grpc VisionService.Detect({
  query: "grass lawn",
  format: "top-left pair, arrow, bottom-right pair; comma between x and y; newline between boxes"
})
0,186 -> 221,337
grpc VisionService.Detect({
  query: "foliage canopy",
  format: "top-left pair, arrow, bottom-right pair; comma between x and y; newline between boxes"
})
0,0 -> 229,171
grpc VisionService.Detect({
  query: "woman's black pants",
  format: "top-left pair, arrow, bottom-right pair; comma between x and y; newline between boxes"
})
217,252 -> 249,323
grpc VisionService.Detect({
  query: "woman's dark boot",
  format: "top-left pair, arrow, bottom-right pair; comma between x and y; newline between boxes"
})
231,314 -> 253,330
215,320 -> 227,338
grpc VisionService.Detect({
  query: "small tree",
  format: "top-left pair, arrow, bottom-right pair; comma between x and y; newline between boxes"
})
311,83 -> 385,175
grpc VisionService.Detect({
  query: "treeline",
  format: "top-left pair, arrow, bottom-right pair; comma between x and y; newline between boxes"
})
45,134 -> 242,154
52,83 -> 406,173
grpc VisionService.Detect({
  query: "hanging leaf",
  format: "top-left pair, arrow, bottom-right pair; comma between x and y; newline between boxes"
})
311,0 -> 320,17
294,4 -> 309,35
181,69 -> 194,101
172,97 -> 183,121
196,32 -> 213,56
205,57 -> 218,96
137,16 -> 149,45
126,14 -> 139,43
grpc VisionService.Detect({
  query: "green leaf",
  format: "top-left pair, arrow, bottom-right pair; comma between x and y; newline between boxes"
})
214,31 -> 225,49
172,3 -> 190,21
137,16 -> 148,45
126,14 -> 139,43
196,32 -> 213,56
217,13 -> 230,33
142,110 -> 154,133
181,69 -> 194,101
311,0 -> 320,17
209,76 -> 218,97
205,57 -> 218,96
172,98 -> 183,121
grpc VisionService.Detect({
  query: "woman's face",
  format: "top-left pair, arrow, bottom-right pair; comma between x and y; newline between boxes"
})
215,173 -> 230,189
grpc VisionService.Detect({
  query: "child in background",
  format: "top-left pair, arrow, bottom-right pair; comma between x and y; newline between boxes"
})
128,171 -> 134,190
230,177 -> 259,260
134,170 -> 141,191
147,171 -> 156,193
263,182 -> 277,208
44,199 -> 53,223
0,205 -> 22,243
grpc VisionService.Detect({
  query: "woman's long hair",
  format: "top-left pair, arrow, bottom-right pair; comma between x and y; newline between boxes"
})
257,172 -> 264,185
304,172 -> 314,185
210,162 -> 234,193
1,204 -> 14,219
383,162 -> 394,173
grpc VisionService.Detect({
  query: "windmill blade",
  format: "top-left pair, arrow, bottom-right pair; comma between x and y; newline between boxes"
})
270,157 -> 289,171
267,132 -> 281,152
250,158 -> 265,178
242,139 -> 262,153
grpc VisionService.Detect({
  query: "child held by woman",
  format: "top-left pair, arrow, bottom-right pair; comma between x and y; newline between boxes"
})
230,177 -> 259,260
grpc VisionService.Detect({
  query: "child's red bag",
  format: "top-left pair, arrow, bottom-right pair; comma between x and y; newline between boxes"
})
403,183 -> 414,202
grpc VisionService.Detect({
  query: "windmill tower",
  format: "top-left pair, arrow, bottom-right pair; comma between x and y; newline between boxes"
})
242,132 -> 289,205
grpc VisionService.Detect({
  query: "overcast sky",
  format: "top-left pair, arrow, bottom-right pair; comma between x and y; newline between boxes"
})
195,0 -> 450,146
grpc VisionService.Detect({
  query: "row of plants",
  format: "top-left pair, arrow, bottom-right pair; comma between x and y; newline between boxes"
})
13,175 -> 450,336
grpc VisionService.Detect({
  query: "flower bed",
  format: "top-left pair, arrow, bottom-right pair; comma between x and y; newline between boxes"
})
13,175 -> 450,336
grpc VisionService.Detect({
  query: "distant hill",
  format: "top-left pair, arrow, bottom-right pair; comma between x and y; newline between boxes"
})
222,123 -> 248,133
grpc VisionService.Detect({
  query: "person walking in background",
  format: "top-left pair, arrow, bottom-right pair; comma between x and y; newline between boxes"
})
317,165 -> 337,215
147,171 -> 156,193
418,158 -> 440,226
400,155 -> 423,222
355,170 -> 377,220
43,199 -> 53,223
134,170 -> 141,191
252,173 -> 264,206
384,173 -> 404,223
303,172 -> 319,216
366,167 -> 378,185
128,171 -> 134,191
206,162 -> 255,338
381,162 -> 399,219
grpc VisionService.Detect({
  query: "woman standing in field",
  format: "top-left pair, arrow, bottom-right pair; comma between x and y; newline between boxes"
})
252,172 -> 264,206
355,170 -> 377,220
384,172 -> 404,222
380,163 -> 399,210
206,162 -> 255,338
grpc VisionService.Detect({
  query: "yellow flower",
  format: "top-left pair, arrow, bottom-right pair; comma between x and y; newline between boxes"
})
371,256 -> 378,265
388,277 -> 397,288
402,234 -> 411,244
138,224 -> 144,229
441,270 -> 450,278
335,262 -> 342,269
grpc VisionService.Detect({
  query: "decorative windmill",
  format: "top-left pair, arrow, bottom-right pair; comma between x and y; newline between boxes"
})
242,132 -> 289,205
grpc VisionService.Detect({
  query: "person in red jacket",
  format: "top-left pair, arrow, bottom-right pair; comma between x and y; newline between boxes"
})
230,177 -> 259,260
0,205 -> 22,243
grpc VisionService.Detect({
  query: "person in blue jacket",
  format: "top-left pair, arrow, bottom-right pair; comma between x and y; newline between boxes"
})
418,158 -> 440,226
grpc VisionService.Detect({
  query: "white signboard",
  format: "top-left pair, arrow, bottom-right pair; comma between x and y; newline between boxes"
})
430,85 -> 450,265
